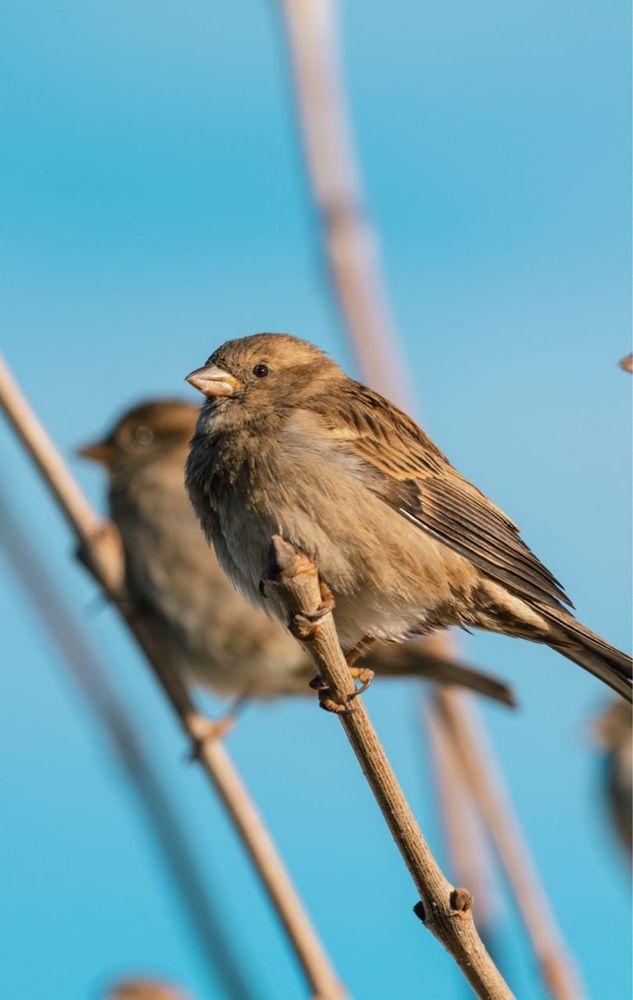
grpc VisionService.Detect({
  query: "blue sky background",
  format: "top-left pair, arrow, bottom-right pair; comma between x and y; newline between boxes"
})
0,1 -> 631,998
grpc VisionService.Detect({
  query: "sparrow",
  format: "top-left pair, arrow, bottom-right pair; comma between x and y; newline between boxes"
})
105,981 -> 190,1000
185,333 -> 632,702
593,700 -> 632,858
79,399 -> 515,705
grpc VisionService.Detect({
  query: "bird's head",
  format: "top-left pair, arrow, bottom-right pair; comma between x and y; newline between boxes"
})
77,399 -> 198,474
185,333 -> 340,416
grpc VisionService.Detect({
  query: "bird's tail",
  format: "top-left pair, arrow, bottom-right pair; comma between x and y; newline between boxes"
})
542,609 -> 632,703
366,639 -> 516,708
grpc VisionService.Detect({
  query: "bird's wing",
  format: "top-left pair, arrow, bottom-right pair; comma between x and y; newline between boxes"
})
306,381 -> 572,610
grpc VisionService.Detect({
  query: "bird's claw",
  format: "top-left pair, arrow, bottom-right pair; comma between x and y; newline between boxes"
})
349,666 -> 375,697
311,666 -> 375,714
308,675 -> 328,691
287,582 -> 335,640
318,692 -> 352,714
288,614 -> 319,641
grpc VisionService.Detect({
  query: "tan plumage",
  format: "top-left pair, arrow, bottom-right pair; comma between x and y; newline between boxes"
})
185,333 -> 632,702
79,399 -> 515,704
105,981 -> 190,1000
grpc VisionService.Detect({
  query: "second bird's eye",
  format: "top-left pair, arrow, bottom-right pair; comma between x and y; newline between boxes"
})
135,425 -> 154,446
253,363 -> 269,378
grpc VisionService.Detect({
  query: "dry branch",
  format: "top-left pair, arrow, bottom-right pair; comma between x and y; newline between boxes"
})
0,354 -> 344,1000
424,697 -> 501,946
267,535 -> 514,1000
0,491 -> 253,1000
278,5 -> 584,998
435,689 -> 585,1000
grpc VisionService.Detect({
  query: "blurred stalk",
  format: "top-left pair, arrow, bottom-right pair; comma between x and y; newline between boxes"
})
435,689 -> 586,1000
424,698 -> 502,956
279,0 -> 409,406
592,700 -> 633,860
0,490 -> 254,1000
278,2 -> 584,997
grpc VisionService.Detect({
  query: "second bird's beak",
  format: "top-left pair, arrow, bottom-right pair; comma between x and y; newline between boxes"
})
77,438 -> 115,465
185,365 -> 241,398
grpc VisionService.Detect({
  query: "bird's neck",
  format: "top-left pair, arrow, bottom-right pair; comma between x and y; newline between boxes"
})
201,397 -> 285,440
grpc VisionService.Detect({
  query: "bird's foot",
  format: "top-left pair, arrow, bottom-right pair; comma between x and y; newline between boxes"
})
287,581 -> 335,641
349,665 -> 375,696
187,711 -> 236,760
309,665 -> 375,714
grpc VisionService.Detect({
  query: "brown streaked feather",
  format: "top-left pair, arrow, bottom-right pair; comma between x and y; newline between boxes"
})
307,380 -> 573,612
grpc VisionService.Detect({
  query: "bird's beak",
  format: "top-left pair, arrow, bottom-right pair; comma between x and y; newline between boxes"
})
76,438 -> 116,466
185,364 -> 241,398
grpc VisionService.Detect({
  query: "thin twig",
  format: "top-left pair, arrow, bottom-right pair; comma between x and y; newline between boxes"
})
0,354 -> 345,1000
267,535 -> 514,1000
0,491 -> 254,1000
424,699 -> 501,953
278,6 -> 584,998
435,689 -> 585,1000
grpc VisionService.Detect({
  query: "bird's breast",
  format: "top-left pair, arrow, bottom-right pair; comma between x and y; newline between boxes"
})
191,420 -> 477,650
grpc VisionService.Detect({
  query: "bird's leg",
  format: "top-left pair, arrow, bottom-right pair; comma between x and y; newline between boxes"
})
346,635 -> 376,668
187,696 -> 247,759
287,579 -> 336,641
309,636 -> 376,713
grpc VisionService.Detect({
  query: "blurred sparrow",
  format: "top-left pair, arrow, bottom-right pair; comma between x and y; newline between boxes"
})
105,981 -> 190,1000
593,700 -> 632,857
185,333 -> 631,702
79,400 -> 515,705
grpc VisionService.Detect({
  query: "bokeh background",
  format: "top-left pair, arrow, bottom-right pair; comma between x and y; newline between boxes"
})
1,1 -> 630,997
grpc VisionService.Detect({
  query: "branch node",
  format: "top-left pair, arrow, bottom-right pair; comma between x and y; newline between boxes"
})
267,538 -> 336,642
269,533 -> 314,580
450,887 -> 474,915
413,900 -> 427,924
185,712 -> 233,761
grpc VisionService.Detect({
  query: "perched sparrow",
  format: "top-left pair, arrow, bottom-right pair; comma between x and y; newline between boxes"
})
79,400 -> 515,704
185,333 -> 632,702
593,700 -> 632,858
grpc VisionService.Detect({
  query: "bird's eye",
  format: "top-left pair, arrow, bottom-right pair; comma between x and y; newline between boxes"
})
252,363 -> 269,378
135,425 -> 154,446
